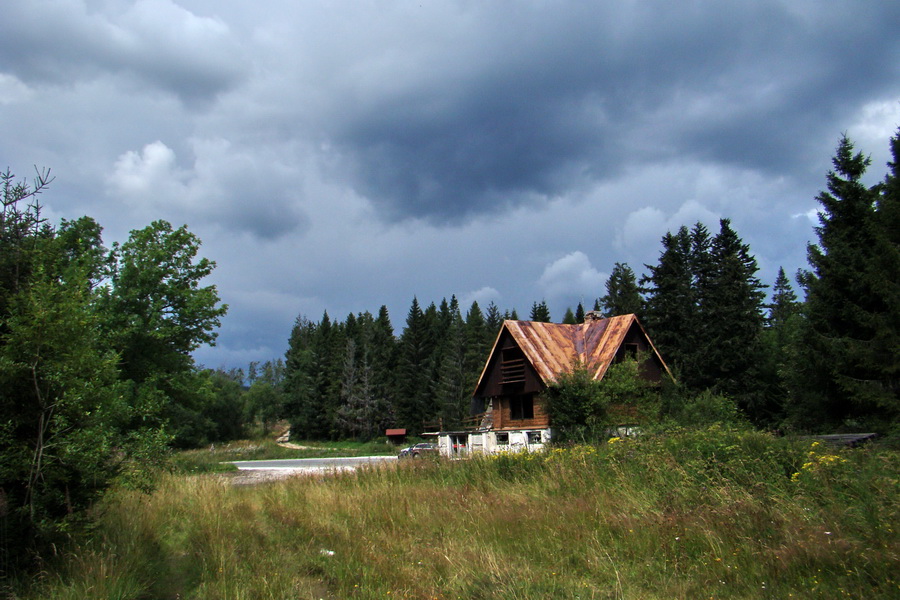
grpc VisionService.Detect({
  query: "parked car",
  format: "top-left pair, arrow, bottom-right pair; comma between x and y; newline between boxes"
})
398,442 -> 438,458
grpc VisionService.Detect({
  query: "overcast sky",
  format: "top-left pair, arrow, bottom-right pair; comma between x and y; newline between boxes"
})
1,0 -> 898,370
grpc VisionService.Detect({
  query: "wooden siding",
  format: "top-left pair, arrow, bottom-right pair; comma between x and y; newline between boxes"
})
492,395 -> 550,430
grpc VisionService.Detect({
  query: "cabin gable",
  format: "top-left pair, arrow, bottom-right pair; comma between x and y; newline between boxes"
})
476,329 -> 546,398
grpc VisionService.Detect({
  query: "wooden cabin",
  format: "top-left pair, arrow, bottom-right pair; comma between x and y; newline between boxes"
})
435,312 -> 671,455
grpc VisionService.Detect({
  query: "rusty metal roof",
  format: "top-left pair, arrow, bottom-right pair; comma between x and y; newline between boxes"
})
474,314 -> 671,393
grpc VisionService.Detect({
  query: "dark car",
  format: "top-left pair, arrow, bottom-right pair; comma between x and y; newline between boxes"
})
398,442 -> 438,458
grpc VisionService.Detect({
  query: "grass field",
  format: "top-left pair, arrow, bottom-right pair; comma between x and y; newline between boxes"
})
19,426 -> 900,599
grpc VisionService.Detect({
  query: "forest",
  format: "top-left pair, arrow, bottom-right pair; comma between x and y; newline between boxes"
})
1,129 -> 897,576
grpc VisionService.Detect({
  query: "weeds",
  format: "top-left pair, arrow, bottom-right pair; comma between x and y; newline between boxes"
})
19,427 -> 900,599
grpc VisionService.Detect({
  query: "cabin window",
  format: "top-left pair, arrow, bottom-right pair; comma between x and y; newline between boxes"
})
496,432 -> 509,446
510,394 -> 534,420
527,431 -> 542,444
500,347 -> 527,384
615,342 -> 640,363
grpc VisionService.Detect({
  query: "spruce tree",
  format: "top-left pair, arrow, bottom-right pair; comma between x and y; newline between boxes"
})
436,299 -> 468,428
699,219 -> 767,413
485,301 -> 503,335
530,300 -> 551,322
641,227 -> 695,382
562,307 -> 577,324
396,298 -> 437,431
865,130 -> 900,420
464,301 -> 490,358
760,267 -> 802,426
642,220 -> 766,414
464,301 -> 491,391
795,134 -> 888,427
600,262 -> 642,316
768,267 -> 800,330
283,316 -> 316,437
370,305 -> 398,424
336,338 -> 380,440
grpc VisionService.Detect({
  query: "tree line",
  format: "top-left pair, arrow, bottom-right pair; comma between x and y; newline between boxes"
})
282,129 -> 900,438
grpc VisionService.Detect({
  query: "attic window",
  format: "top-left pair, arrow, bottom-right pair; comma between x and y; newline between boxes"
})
616,342 -> 640,363
510,394 -> 534,420
500,347 -> 527,384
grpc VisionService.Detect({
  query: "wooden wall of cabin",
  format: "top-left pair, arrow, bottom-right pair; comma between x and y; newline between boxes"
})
491,393 -> 551,430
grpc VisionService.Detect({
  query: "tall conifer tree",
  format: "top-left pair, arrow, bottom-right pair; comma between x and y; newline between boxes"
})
641,227 -> 695,381
396,298 -> 437,431
485,301 -> 503,335
530,300 -> 551,322
699,219 -> 767,410
436,298 -> 468,427
600,262 -> 642,316
796,134 -> 886,426
760,267 -> 802,426
575,302 -> 586,323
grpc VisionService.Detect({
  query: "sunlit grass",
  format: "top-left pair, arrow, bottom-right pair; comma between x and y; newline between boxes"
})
24,427 -> 900,599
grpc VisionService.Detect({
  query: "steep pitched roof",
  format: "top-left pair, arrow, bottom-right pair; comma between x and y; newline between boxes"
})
474,314 -> 671,393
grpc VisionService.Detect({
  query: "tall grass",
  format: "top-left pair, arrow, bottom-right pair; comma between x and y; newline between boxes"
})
21,426 -> 900,599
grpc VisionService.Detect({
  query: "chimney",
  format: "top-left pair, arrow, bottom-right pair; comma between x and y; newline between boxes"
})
584,310 -> 605,322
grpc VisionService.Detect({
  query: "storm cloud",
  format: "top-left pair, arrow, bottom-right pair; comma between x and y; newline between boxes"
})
1,0 -> 898,368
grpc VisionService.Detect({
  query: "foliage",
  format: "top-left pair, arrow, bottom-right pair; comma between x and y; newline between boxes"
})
96,220 -> 228,447
0,169 -> 226,569
543,364 -> 603,442
662,388 -> 746,428
100,220 -> 226,380
544,355 -> 661,442
243,360 -> 286,436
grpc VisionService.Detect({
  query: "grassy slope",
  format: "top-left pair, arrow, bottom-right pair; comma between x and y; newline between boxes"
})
27,427 -> 900,599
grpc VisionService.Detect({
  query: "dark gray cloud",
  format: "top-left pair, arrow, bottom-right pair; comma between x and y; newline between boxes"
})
319,1 -> 900,222
0,0 -> 246,104
1,0 -> 898,370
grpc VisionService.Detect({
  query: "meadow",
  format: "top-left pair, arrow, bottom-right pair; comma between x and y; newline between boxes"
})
18,426 -> 899,599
